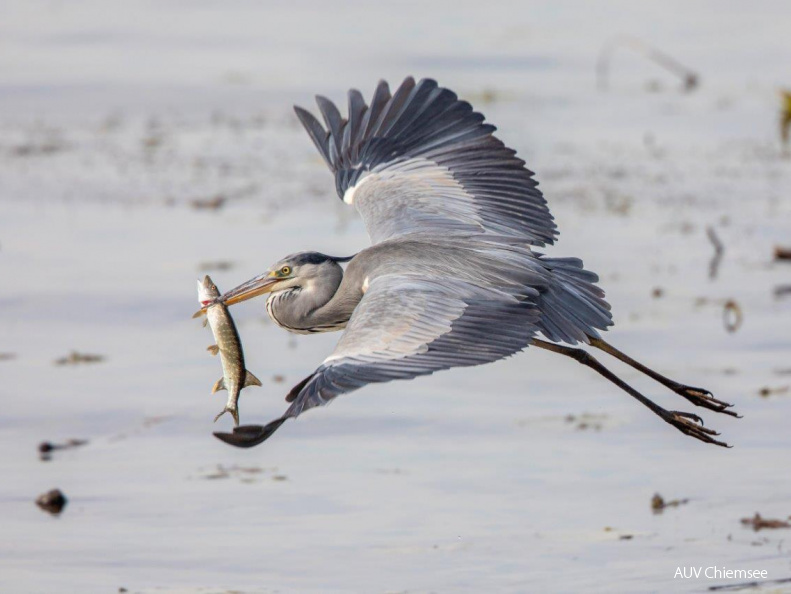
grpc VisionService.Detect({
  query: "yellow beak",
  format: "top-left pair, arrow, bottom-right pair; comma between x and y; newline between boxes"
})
221,273 -> 282,306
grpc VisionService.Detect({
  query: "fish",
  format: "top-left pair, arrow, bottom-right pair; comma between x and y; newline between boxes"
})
194,275 -> 261,426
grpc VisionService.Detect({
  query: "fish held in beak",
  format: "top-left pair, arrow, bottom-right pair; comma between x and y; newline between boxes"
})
193,272 -> 282,318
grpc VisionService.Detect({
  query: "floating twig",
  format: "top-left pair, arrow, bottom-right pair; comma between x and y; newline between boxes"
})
741,513 -> 791,531
38,438 -> 88,461
775,246 -> 791,261
706,227 -> 724,280
723,300 -> 742,333
652,493 -> 690,513
54,351 -> 104,366
190,195 -> 226,210
597,36 -> 699,92
781,90 -> 791,148
758,385 -> 789,398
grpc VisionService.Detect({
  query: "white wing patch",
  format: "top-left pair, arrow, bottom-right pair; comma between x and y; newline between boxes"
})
342,174 -> 372,205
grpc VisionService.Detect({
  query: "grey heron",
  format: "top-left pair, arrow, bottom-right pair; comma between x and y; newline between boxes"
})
206,77 -> 738,449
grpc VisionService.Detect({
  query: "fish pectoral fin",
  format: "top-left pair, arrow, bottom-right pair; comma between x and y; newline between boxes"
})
207,345 -> 220,356
202,318 -> 208,328
212,377 -> 226,393
244,371 -> 263,388
192,308 -> 207,319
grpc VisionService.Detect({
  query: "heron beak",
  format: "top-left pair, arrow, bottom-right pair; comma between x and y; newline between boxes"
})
219,273 -> 282,307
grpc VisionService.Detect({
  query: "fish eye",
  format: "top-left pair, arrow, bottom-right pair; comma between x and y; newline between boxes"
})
280,266 -> 291,276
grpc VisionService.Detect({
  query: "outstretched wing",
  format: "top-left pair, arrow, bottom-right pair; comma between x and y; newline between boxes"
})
294,77 -> 558,247
214,274 -> 540,448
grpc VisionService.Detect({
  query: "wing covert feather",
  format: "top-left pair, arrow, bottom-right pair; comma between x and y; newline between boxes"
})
282,275 -> 540,417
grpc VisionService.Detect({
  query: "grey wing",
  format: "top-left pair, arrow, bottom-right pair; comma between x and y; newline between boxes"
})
286,274 -> 541,416
294,77 -> 558,247
214,275 -> 540,448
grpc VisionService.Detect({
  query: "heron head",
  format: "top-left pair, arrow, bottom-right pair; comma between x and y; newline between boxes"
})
216,252 -> 352,307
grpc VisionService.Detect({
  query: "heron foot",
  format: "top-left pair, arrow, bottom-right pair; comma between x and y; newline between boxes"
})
660,409 -> 730,448
214,418 -> 287,448
672,384 -> 740,417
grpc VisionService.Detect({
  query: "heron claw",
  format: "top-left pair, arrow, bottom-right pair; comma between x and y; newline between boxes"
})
662,409 -> 730,448
674,384 -> 740,417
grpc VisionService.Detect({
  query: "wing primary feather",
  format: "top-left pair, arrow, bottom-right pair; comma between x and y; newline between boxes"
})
316,95 -> 344,162
293,106 -> 332,168
369,76 -> 416,138
345,89 -> 366,161
358,80 -> 391,145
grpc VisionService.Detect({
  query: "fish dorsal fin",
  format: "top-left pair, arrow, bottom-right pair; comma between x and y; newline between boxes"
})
244,371 -> 262,388
212,377 -> 226,393
207,345 -> 220,356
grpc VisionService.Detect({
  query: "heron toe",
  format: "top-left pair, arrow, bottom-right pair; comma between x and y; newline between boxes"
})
673,385 -> 740,417
661,409 -> 730,448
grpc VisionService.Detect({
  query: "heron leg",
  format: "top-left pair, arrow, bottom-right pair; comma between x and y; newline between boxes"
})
530,339 -> 730,447
587,336 -> 738,417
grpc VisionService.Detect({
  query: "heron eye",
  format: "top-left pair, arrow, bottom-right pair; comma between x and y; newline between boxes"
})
280,266 -> 291,276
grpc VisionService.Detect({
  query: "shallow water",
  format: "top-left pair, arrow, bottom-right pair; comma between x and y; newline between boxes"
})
1,2 -> 791,593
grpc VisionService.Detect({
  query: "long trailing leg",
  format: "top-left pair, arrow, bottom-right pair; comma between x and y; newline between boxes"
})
588,336 -> 739,417
531,339 -> 730,447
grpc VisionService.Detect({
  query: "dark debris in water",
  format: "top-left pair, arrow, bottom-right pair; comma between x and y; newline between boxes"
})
758,385 -> 789,398
190,195 -> 226,210
651,493 -> 690,513
199,260 -> 234,272
54,351 -> 105,366
709,576 -> 791,592
707,226 -> 725,280
564,413 -> 607,431
740,513 -> 791,531
722,300 -> 743,334
782,90 -> 791,147
39,438 -> 88,461
194,464 -> 286,483
0,352 -> 16,361
775,246 -> 791,261
11,142 -> 67,157
35,488 -> 68,516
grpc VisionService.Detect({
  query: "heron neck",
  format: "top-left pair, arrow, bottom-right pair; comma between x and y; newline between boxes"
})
267,268 -> 358,333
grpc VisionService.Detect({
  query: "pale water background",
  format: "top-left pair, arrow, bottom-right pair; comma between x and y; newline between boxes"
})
1,1 -> 791,592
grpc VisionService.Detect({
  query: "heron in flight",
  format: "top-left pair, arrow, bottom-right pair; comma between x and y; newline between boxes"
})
207,77 -> 738,448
